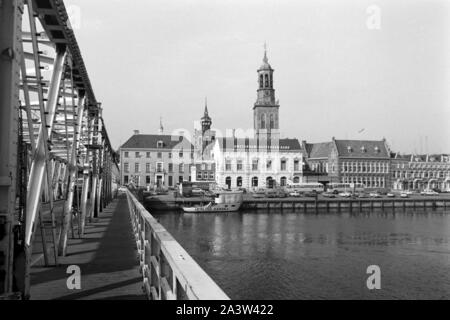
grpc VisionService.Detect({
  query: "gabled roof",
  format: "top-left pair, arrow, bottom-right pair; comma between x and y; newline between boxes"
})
334,139 -> 389,159
216,137 -> 301,152
303,139 -> 390,159
304,142 -> 332,159
120,134 -> 193,150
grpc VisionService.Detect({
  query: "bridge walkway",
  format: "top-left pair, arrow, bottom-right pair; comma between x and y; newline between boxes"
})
30,195 -> 145,300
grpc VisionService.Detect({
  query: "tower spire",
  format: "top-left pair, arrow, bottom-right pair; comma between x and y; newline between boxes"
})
158,116 -> 163,135
204,96 -> 208,115
263,42 -> 268,63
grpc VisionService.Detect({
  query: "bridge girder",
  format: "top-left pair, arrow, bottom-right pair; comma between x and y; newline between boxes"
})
0,0 -> 120,299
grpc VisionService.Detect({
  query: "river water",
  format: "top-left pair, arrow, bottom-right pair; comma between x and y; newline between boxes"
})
152,208 -> 450,299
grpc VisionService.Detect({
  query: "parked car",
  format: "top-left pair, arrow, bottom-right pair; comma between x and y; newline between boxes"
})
369,192 -> 381,198
339,192 -> 351,198
191,188 -> 205,197
421,190 -> 439,196
387,193 -> 395,198
289,191 -> 301,197
357,193 -> 369,198
266,190 -> 278,198
322,192 -> 335,198
304,190 -> 318,198
252,189 -> 266,198
400,192 -> 409,198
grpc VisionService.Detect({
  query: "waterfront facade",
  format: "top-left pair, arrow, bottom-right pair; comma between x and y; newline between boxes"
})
391,154 -> 450,191
119,130 -> 194,188
213,50 -> 303,189
213,137 -> 303,189
302,138 -> 391,188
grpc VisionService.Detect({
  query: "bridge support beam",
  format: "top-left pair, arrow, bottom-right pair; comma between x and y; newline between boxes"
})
0,0 -> 23,298
80,165 -> 90,237
25,48 -> 67,247
58,96 -> 85,256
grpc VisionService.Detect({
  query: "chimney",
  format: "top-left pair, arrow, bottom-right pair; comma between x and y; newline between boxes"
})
134,130 -> 140,135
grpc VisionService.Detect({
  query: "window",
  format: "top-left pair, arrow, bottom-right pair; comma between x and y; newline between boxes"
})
146,163 -> 150,173
237,177 -> 243,187
201,163 -> 206,170
146,152 -> 151,158
270,114 -> 274,129
124,163 -> 129,173
191,152 -> 194,159
237,160 -> 243,171
124,175 -> 129,184
259,74 -> 263,88
179,151 -> 183,158
266,160 -> 272,170
124,152 -> 129,158
261,114 -> 266,129
226,160 -> 232,171
252,177 -> 258,187
203,172 -> 208,179
157,152 -> 162,159
252,159 -> 259,171
135,152 -> 140,158
179,176 -> 183,183
294,159 -> 300,171
156,162 -> 163,173
157,141 -> 163,148
293,176 -> 300,183
264,74 -> 269,87
209,172 -> 214,180
197,172 -> 202,180
168,163 -> 173,173
225,177 -> 232,189
134,163 -> 139,173
168,152 -> 172,159
280,177 -> 286,186
168,176 -> 173,186
146,176 -> 150,184
179,163 -> 184,173
281,159 -> 287,171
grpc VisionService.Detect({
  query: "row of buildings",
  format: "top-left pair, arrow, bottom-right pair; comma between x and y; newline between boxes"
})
119,51 -> 450,192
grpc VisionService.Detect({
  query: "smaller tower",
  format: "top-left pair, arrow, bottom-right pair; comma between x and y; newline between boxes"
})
158,116 -> 164,135
201,97 -> 212,134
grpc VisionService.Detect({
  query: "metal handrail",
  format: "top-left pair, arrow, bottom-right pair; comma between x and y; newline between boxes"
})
124,189 -> 229,300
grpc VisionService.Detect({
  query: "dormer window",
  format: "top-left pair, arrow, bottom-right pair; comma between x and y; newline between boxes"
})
374,146 -> 380,153
361,146 -> 366,153
157,140 -> 163,148
347,146 -> 352,152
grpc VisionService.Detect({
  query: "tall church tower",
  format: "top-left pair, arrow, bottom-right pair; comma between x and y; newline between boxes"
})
201,98 -> 212,134
253,45 -> 280,143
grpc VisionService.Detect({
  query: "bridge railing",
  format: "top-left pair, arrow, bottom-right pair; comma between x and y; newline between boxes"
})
124,189 -> 229,300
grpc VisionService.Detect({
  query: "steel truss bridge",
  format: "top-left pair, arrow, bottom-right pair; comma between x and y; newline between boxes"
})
1,0 -> 228,300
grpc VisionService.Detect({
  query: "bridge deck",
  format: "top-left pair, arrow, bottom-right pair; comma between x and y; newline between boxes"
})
30,195 -> 145,300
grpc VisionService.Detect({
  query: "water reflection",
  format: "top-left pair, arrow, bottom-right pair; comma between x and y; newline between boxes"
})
153,208 -> 450,299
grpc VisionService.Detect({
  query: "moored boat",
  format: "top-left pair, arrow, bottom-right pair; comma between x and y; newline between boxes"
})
182,190 -> 243,213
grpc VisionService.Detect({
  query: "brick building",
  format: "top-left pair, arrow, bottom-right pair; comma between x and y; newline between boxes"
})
391,153 -> 450,191
302,138 -> 391,189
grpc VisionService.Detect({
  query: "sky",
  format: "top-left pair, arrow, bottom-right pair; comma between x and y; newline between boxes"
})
65,0 -> 449,154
